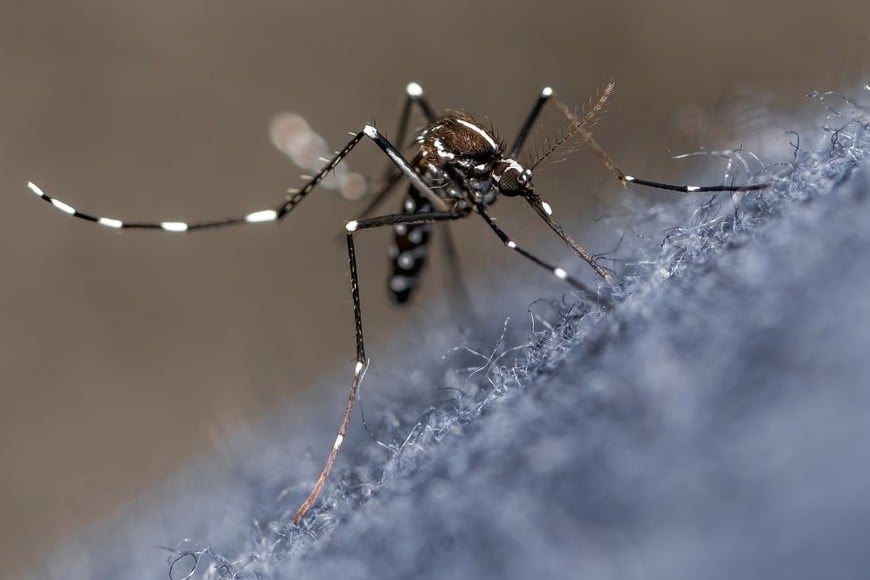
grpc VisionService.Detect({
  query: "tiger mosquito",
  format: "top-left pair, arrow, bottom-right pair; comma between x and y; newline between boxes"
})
25,80 -> 766,524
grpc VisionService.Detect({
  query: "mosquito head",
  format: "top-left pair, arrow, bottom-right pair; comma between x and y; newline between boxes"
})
492,158 -> 534,197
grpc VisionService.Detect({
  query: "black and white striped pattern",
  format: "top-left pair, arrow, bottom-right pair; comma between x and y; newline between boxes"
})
27,181 -> 277,231
26,129 -> 367,233
388,188 -> 434,303
25,80 -> 768,526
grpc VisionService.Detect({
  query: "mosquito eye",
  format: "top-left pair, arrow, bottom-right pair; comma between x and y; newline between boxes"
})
494,161 -> 531,196
499,169 -> 519,191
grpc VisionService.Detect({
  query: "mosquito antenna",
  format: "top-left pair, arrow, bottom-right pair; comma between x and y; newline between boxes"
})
530,79 -> 616,170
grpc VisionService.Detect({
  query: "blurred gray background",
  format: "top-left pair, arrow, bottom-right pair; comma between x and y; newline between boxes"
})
0,1 -> 866,577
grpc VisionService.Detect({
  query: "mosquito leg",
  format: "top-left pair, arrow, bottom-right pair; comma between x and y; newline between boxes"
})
510,86 -> 554,158
27,122 -> 451,233
26,129 -> 371,232
440,222 -> 477,325
355,170 -> 405,221
523,193 -> 614,284
549,93 -> 767,193
474,204 -> 610,306
396,82 -> 437,137
293,207 -> 469,525
361,125 -> 449,212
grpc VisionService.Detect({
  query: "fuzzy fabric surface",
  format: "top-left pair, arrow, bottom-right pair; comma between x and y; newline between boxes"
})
35,86 -> 870,580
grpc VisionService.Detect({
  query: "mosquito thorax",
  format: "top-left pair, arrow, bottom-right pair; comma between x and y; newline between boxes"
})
415,111 -> 522,203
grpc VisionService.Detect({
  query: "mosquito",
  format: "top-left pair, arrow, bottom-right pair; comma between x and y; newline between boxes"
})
25,80 -> 766,524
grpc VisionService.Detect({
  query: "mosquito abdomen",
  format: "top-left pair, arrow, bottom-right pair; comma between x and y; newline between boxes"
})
388,187 -> 434,303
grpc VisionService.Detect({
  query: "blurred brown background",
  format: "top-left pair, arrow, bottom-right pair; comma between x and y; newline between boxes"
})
0,1 -> 866,577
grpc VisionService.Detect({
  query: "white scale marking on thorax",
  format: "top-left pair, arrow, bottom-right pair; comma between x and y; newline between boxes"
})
455,119 -> 498,151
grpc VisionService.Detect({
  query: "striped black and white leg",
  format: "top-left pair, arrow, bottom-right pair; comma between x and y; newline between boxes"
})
27,123 -> 450,233
474,203 -> 608,305
512,83 -> 767,194
293,207 -> 470,525
505,83 -> 767,285
293,126 -> 472,523
26,129 -> 370,232
548,91 -> 768,194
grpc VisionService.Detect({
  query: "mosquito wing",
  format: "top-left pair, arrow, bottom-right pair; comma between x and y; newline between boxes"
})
268,112 -> 368,200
